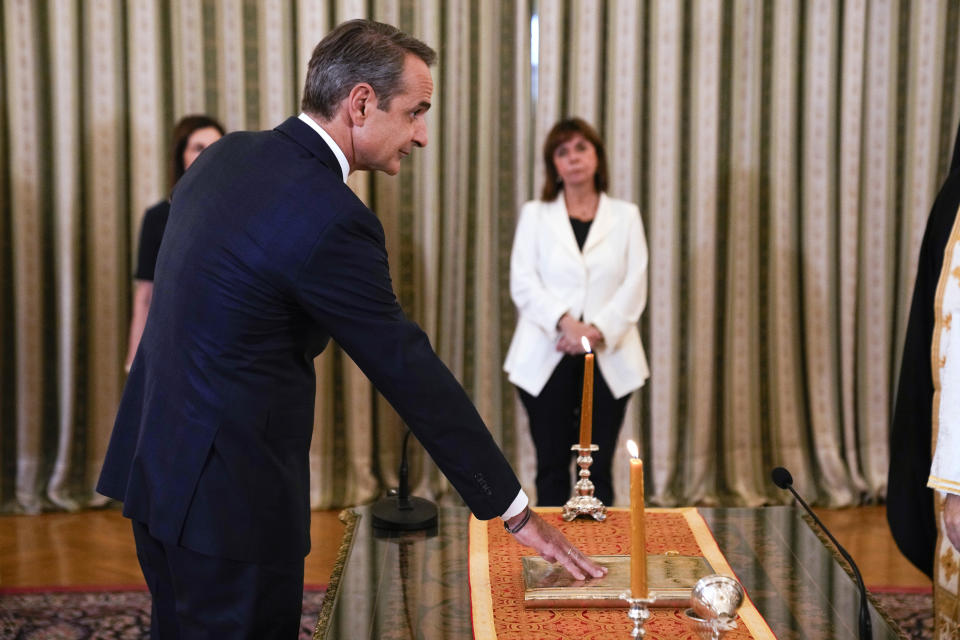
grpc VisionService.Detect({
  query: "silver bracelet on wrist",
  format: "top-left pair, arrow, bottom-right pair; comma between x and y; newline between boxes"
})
503,507 -> 532,534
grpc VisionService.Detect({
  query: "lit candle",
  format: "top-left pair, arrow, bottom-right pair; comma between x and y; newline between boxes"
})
579,336 -> 594,448
627,439 -> 647,598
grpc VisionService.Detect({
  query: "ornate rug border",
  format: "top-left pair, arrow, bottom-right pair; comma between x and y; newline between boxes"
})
312,508 -> 358,640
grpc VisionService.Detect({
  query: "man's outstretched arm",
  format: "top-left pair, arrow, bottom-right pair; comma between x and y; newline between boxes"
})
505,506 -> 607,580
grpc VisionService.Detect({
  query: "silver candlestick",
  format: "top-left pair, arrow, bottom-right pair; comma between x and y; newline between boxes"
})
561,444 -> 606,521
620,592 -> 655,638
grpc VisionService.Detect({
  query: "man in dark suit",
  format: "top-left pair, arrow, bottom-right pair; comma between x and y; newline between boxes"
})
97,19 -> 603,639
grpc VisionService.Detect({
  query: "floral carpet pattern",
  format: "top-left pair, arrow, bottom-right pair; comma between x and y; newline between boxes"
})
0,587 -> 326,639
872,590 -> 934,640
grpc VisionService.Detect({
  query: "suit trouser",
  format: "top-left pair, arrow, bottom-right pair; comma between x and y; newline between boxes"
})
518,354 -> 630,506
131,520 -> 304,640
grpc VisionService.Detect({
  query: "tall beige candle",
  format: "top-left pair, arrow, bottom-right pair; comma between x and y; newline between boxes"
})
579,337 -> 593,449
627,439 -> 647,598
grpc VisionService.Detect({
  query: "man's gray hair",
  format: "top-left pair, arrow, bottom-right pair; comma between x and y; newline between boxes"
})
301,19 -> 436,120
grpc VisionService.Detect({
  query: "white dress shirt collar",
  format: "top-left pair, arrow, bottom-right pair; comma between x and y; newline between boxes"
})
297,112 -> 349,183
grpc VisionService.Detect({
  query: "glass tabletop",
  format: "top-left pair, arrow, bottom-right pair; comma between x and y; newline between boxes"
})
318,505 -> 903,639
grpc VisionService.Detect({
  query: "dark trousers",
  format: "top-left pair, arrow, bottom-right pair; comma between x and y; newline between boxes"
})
518,355 -> 630,506
132,520 -> 304,639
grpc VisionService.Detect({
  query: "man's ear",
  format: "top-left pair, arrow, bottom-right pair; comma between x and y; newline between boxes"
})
347,83 -> 376,124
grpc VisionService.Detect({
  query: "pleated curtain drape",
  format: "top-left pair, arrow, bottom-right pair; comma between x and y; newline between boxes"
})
2,0 -> 959,516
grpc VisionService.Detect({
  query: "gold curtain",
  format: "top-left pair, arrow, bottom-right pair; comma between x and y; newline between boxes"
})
2,0 -> 959,515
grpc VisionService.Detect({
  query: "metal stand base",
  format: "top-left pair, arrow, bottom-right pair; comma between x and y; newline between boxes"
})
562,444 -> 607,521
371,495 -> 438,531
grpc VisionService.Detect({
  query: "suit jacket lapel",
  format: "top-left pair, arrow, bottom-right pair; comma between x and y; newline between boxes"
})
274,117 -> 343,179
544,197 -> 584,260
582,193 -> 615,255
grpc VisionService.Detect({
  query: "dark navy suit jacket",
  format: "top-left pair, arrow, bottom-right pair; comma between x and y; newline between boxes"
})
97,117 -> 520,562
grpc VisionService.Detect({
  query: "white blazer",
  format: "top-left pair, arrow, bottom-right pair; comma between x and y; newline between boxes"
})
503,194 -> 649,399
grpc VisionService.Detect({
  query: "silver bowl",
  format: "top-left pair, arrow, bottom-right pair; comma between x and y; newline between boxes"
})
683,608 -> 738,640
690,574 -> 744,621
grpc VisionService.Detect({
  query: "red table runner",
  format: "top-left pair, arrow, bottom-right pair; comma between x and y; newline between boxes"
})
469,507 -> 775,639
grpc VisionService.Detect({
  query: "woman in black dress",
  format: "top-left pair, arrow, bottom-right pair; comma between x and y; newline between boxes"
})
124,115 -> 225,370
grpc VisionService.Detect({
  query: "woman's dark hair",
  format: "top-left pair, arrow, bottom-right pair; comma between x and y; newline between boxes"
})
170,115 -> 225,190
540,117 -> 609,201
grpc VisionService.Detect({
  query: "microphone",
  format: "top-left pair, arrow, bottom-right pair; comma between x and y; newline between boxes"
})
771,467 -> 872,640
371,428 -> 438,531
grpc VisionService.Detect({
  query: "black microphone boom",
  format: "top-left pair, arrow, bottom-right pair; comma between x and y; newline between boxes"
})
770,467 -> 872,640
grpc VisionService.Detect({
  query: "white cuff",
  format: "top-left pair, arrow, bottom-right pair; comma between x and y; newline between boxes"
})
500,490 -> 529,520
929,475 -> 960,496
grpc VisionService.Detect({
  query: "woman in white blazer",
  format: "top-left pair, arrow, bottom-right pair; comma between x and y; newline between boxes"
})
504,118 -> 649,506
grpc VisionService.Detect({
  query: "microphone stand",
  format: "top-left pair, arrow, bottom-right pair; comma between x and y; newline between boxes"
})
772,467 -> 872,640
372,428 -> 438,531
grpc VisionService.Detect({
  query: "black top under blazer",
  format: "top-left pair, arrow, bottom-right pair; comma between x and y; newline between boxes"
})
97,117 -> 520,562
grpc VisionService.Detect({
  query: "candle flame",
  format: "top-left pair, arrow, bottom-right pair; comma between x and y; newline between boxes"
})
581,336 -> 592,353
627,439 -> 639,458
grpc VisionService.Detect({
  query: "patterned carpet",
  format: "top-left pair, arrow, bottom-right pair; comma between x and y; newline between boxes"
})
873,589 -> 934,640
0,587 -> 932,639
0,587 -> 327,639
